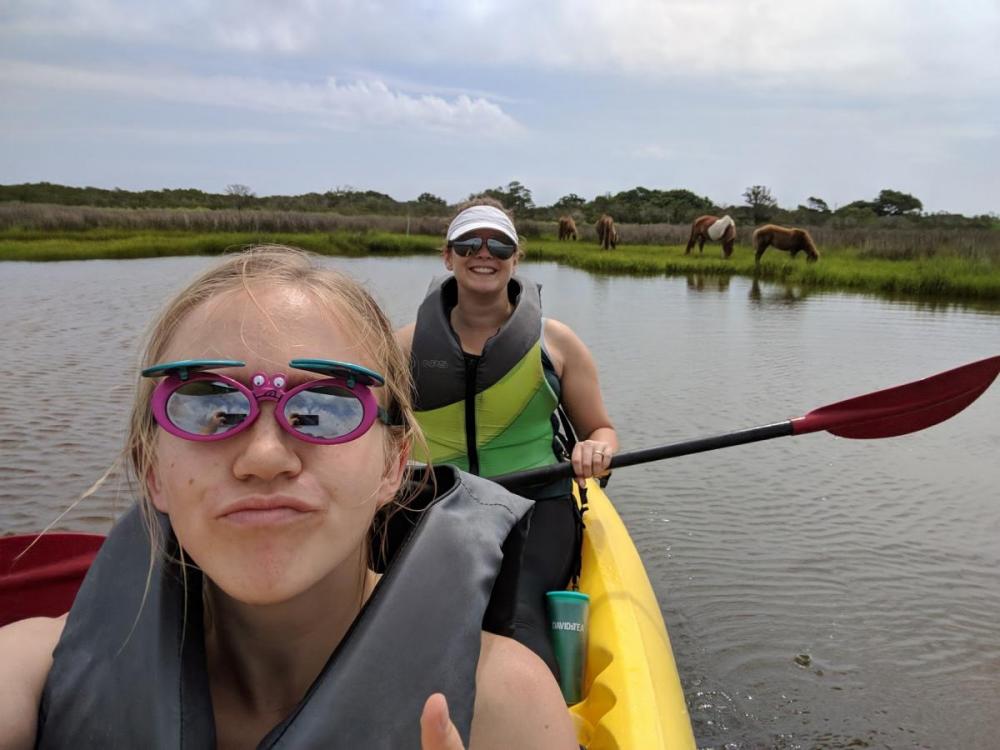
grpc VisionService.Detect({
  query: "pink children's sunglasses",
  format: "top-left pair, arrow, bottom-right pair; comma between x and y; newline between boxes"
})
142,358 -> 394,445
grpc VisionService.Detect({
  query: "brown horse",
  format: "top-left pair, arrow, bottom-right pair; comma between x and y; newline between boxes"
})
685,215 -> 736,258
596,214 -> 617,250
558,216 -> 578,241
752,224 -> 820,264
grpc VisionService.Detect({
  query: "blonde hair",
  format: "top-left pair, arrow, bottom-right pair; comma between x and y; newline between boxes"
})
444,195 -> 526,261
125,245 -> 425,559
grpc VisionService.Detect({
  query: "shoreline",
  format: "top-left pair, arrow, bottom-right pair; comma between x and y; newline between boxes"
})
2,228 -> 998,306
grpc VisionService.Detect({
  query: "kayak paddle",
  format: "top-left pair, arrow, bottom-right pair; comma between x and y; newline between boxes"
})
492,354 -> 1000,491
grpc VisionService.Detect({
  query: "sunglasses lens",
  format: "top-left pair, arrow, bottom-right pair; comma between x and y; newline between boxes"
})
166,381 -> 251,437
450,239 -> 480,257
284,385 -> 366,441
486,239 -> 516,260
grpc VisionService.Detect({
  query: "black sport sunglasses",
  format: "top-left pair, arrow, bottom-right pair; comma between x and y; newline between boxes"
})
447,237 -> 517,261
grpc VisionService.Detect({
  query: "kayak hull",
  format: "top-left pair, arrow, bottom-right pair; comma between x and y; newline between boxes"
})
571,479 -> 696,749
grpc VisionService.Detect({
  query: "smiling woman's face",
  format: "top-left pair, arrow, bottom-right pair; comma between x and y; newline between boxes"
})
446,227 -> 519,294
146,284 -> 405,605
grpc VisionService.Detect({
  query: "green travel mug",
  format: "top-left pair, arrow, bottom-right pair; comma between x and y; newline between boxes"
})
546,590 -> 590,705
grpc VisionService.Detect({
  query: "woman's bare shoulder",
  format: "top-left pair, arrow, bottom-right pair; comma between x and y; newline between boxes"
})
543,317 -> 575,341
0,614 -> 65,662
0,615 -> 65,749
470,632 -> 577,750
543,318 -> 588,353
395,322 -> 416,354
543,317 -> 592,373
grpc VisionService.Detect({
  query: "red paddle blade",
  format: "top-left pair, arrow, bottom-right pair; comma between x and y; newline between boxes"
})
792,354 -> 1000,439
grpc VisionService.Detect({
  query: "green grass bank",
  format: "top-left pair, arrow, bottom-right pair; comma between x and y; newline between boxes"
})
527,238 -> 1000,302
0,228 -> 440,261
2,228 -> 998,303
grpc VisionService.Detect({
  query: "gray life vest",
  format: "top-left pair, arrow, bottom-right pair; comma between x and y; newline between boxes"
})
37,465 -> 531,749
411,274 -> 543,413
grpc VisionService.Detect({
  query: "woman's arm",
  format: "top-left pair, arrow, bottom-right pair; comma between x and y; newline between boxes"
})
544,319 -> 619,484
420,633 -> 576,750
469,632 -> 577,749
0,615 -> 65,750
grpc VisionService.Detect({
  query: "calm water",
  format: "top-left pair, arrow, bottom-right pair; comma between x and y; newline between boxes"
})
1,256 -> 998,749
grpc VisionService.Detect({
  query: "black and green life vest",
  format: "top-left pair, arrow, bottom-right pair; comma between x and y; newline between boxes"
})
36,466 -> 531,749
410,276 -> 565,486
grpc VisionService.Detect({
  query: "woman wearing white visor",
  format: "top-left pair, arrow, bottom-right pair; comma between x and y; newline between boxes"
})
396,198 -> 619,677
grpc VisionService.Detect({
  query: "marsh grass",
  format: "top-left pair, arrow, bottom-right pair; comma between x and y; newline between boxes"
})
0,203 -> 452,236
2,220 -> 998,303
3,203 -> 998,259
0,230 -> 440,262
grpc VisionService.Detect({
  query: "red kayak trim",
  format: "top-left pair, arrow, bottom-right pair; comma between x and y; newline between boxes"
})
0,532 -> 105,626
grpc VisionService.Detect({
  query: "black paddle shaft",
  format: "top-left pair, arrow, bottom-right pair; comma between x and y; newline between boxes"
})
493,421 -> 794,490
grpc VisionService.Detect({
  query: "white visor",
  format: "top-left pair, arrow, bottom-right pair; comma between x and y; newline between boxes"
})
446,206 -> 518,245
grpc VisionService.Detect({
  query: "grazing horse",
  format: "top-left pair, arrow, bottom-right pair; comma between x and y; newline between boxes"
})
558,216 -> 578,241
685,215 -> 736,258
596,214 -> 617,250
752,224 -> 820,264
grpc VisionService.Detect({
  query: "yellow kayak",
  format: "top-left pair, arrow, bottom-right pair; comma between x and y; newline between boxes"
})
570,479 -> 696,749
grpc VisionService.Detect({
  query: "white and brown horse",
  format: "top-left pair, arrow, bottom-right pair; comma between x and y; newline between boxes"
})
752,224 -> 820,264
685,215 -> 736,258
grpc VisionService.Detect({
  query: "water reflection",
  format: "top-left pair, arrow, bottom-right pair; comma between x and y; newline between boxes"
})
685,273 -> 731,293
749,276 -> 810,305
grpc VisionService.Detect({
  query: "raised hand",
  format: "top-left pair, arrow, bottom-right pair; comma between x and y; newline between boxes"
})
420,693 -> 465,750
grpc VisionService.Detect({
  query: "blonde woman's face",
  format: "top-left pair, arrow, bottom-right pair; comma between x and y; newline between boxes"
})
146,285 -> 405,605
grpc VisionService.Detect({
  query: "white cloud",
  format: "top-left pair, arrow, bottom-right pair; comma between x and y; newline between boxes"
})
208,0 -> 329,53
4,0 -> 996,94
505,1 -> 997,95
0,61 -> 523,137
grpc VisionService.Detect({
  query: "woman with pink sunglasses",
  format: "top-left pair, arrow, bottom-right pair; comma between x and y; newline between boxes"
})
397,199 -> 619,678
0,246 -> 575,749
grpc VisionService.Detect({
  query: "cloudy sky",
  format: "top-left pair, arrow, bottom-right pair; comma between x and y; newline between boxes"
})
2,0 -> 998,214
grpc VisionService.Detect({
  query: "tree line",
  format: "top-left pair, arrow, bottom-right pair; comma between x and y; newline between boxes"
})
0,181 -> 995,230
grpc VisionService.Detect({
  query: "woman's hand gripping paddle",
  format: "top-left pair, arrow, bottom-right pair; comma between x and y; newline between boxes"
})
493,355 -> 1000,491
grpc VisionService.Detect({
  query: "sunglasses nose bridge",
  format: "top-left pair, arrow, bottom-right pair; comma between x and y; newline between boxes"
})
459,237 -> 486,258
243,399 -> 293,444
479,235 -> 514,259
